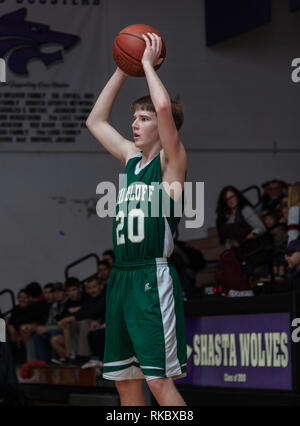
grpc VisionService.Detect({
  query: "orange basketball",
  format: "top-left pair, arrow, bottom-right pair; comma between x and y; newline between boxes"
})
113,24 -> 166,77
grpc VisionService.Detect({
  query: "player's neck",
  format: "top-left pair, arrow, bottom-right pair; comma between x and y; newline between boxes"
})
140,145 -> 162,167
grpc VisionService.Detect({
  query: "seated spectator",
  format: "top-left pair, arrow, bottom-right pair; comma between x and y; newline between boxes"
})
18,283 -> 52,361
50,278 -> 89,363
20,283 -> 56,361
102,249 -> 115,268
263,212 -> 288,280
55,278 -> 88,321
6,289 -> 31,365
284,239 -> 300,291
216,185 -> 266,249
98,260 -> 111,285
216,185 -> 272,277
81,320 -> 106,369
256,179 -> 287,216
53,277 -> 106,365
287,182 -> 300,244
279,196 -> 289,224
33,283 -> 71,362
24,282 -> 43,304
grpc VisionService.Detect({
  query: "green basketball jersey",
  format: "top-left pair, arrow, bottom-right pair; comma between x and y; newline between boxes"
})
112,151 -> 184,261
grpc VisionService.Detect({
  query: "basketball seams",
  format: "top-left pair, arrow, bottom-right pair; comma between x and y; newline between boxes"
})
118,32 -> 145,42
115,40 -> 141,64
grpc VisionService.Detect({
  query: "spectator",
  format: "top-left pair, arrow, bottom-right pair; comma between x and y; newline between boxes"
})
216,185 -> 266,249
102,249 -> 115,268
54,277 -> 106,365
42,283 -> 54,304
263,212 -> 287,280
284,239 -> 300,291
81,321 -> 106,370
81,275 -> 108,369
19,283 -> 54,361
33,283 -> 70,362
6,290 -> 30,365
98,260 -> 111,284
287,182 -> 300,244
24,282 -> 43,304
50,278 -> 89,363
216,185 -> 272,277
279,196 -> 289,224
256,180 -> 286,216
50,282 -> 68,316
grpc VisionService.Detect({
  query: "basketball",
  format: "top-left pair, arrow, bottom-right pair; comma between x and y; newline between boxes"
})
113,24 -> 166,77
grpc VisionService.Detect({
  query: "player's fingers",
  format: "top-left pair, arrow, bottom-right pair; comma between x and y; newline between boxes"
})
142,33 -> 151,48
156,35 -> 162,57
147,32 -> 156,50
151,33 -> 159,53
142,34 -> 152,55
153,34 -> 162,57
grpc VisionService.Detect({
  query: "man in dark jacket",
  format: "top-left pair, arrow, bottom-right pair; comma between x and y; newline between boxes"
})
57,277 -> 106,363
0,315 -> 25,405
18,283 -> 52,361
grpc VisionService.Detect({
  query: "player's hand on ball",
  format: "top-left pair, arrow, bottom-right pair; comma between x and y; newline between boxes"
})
141,32 -> 164,68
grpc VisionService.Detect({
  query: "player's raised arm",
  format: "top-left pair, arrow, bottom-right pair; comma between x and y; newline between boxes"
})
86,67 -> 138,165
141,33 -> 187,170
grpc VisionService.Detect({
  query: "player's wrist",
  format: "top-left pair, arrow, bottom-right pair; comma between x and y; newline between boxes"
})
142,60 -> 155,71
116,67 -> 128,78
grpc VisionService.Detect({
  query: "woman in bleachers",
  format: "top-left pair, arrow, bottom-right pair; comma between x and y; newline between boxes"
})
216,185 -> 266,249
216,186 -> 272,278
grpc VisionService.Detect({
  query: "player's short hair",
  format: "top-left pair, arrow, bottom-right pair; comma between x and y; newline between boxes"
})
131,95 -> 184,130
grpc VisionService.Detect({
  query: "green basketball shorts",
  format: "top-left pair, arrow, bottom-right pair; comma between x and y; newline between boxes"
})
103,257 -> 187,382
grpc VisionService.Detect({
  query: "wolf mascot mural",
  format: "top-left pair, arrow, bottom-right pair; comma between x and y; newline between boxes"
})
0,8 -> 80,75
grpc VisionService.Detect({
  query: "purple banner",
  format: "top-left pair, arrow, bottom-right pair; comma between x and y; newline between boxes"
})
177,313 -> 292,390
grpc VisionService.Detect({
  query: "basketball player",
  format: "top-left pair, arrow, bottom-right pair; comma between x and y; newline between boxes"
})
86,32 -> 187,406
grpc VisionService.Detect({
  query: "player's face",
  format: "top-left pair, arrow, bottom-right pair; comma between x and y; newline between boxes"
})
132,109 -> 160,147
